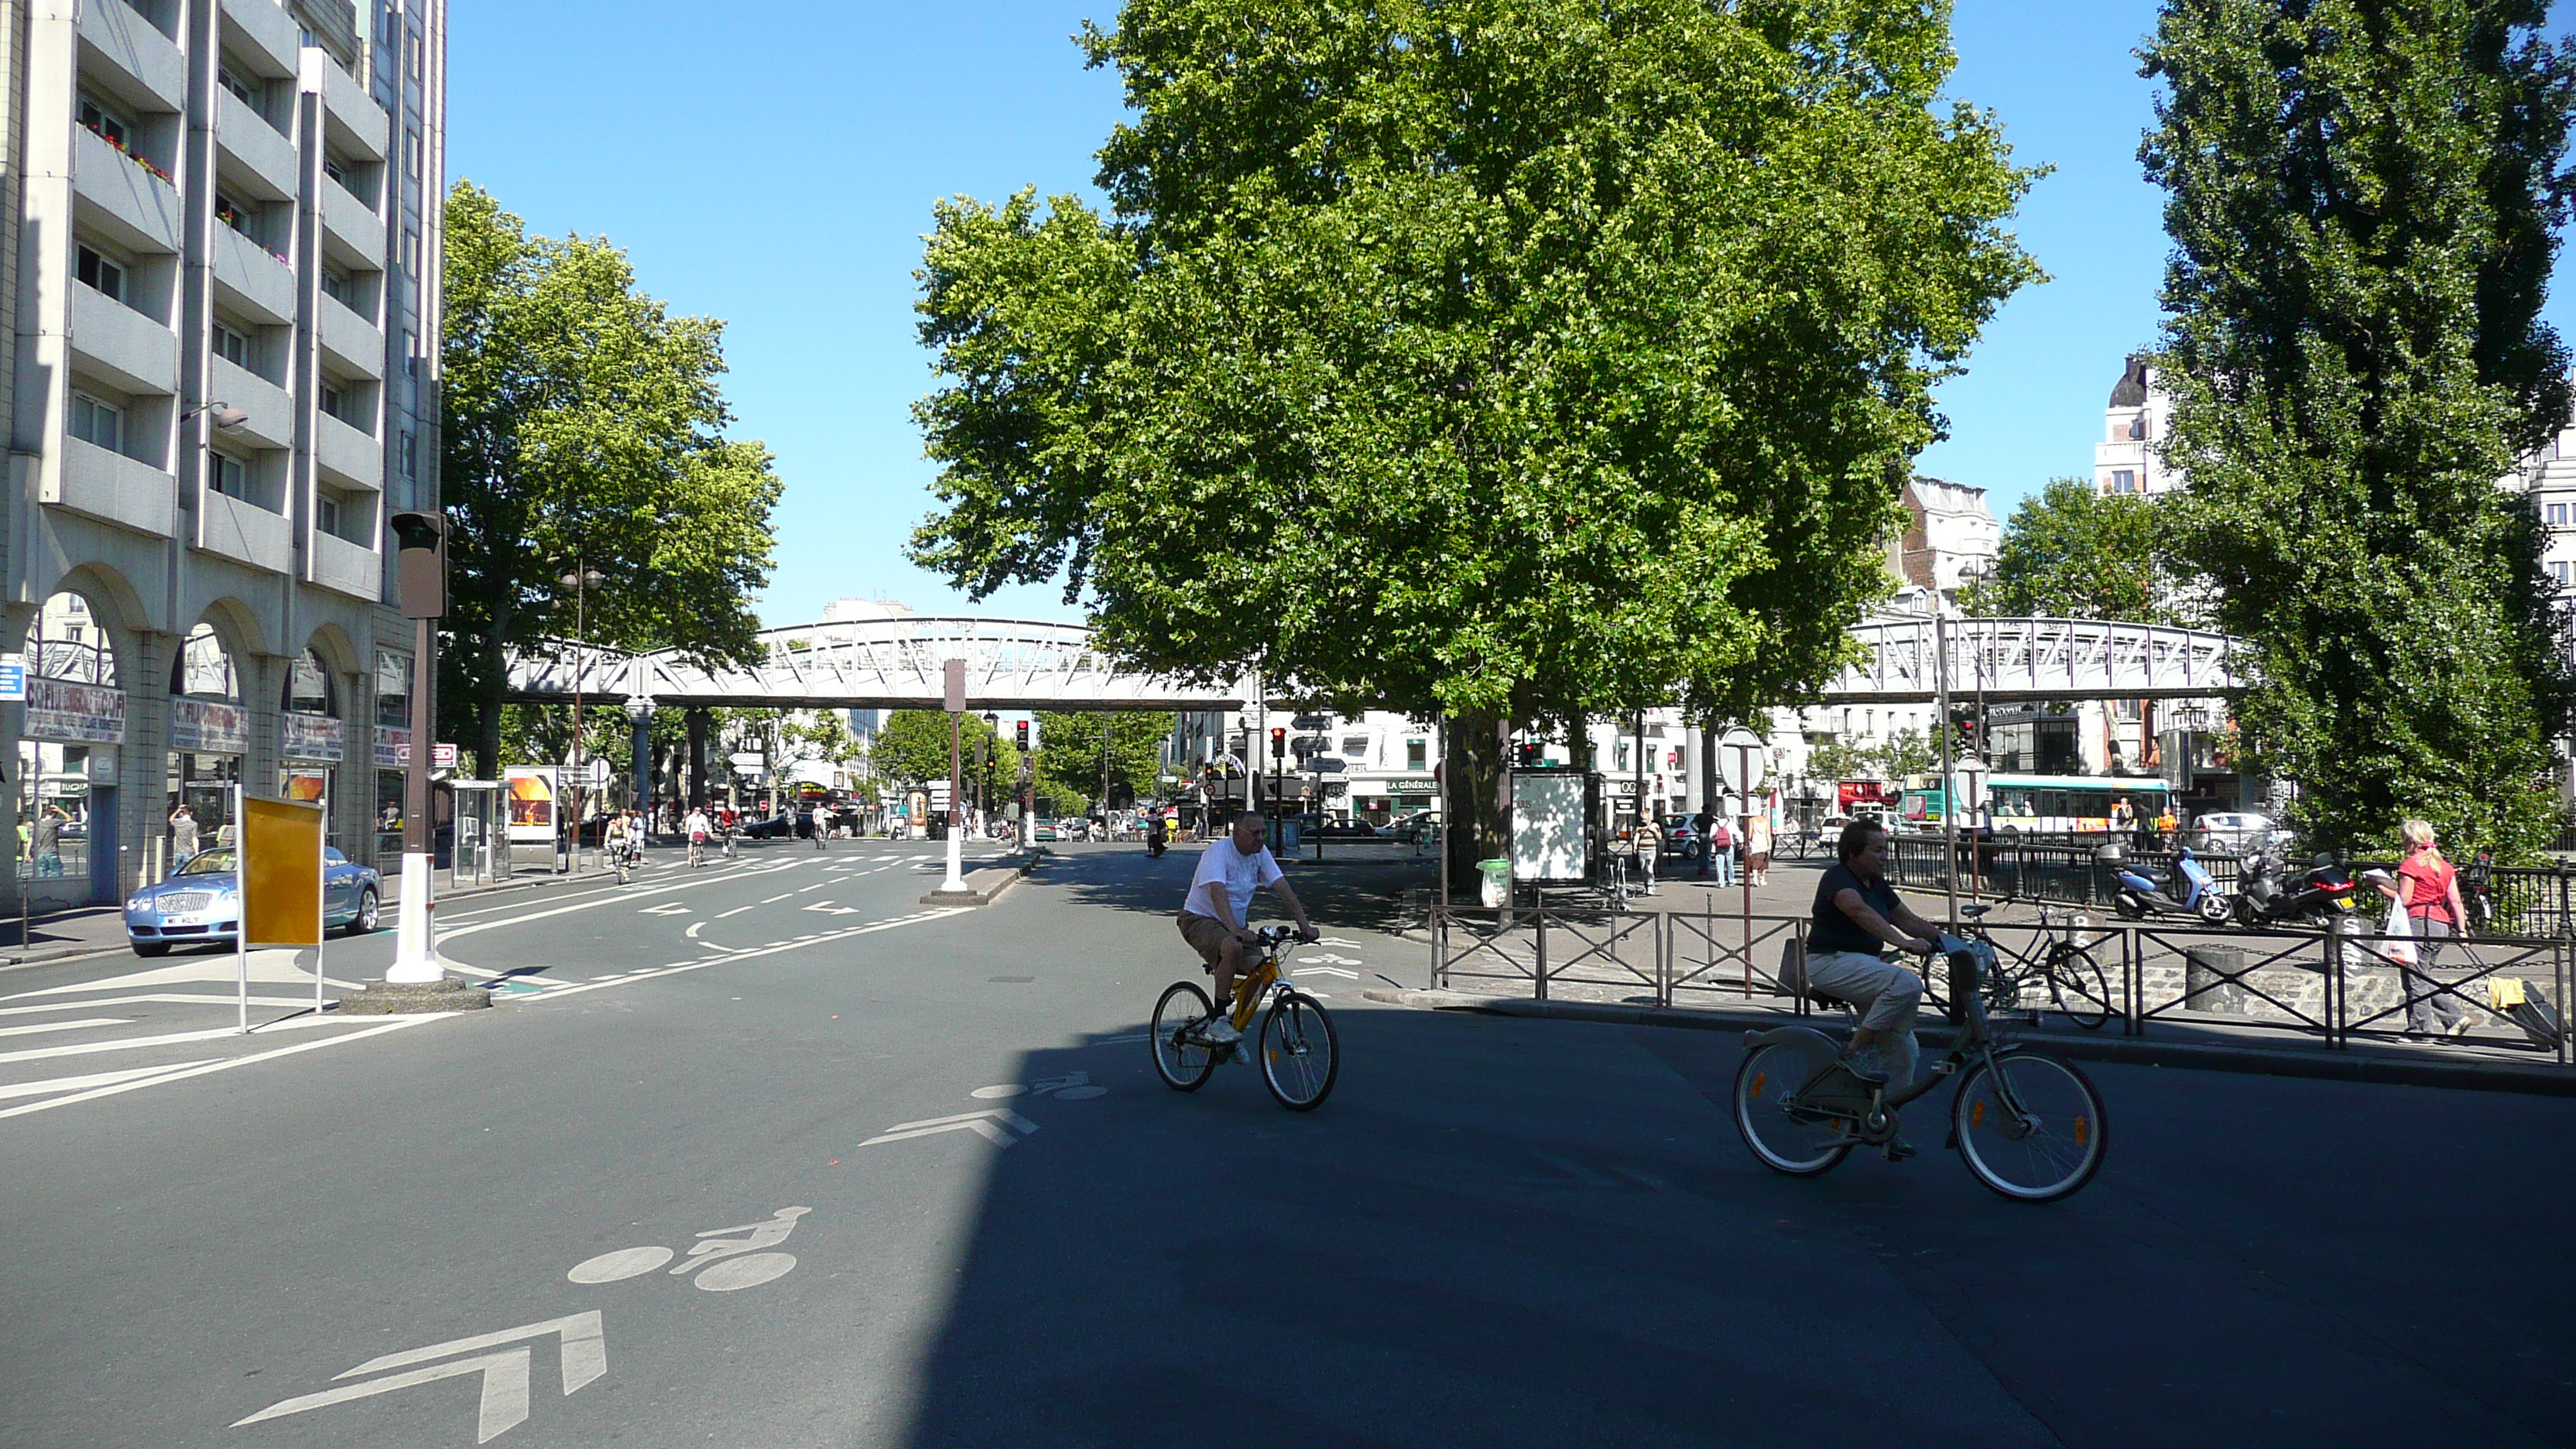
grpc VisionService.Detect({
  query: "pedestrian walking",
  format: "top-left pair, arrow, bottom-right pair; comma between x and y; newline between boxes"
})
1692,807 -> 1716,879
2373,818 -> 2474,1040
1746,810 -> 1773,887
169,803 -> 200,864
1711,814 -> 1736,887
1634,809 -> 1660,896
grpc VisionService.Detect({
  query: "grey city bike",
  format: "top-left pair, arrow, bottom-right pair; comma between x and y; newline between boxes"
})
1734,937 -> 2109,1202
1954,899 -> 2114,1031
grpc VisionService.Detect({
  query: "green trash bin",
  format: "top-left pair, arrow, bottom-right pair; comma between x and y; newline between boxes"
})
1478,858 -> 1511,909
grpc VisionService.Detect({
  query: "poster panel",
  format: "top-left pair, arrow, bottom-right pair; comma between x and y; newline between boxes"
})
281,713 -> 344,762
504,766 -> 559,844
375,725 -> 410,769
171,698 -> 250,754
26,678 -> 125,743
241,795 -> 323,947
1509,772 -> 1591,882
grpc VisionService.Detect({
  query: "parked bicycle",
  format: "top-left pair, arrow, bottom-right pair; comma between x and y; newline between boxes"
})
1735,937 -> 2108,1201
1150,924 -> 1340,1110
1952,897 -> 2114,1031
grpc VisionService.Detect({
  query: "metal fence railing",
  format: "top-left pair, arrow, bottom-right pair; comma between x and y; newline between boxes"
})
1424,902 -> 2576,1068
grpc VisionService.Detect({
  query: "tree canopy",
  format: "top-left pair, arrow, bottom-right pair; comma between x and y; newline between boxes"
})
1963,478 -> 2195,626
1032,711 -> 1173,812
908,0 -> 2039,872
2143,0 -> 2576,855
439,182 -> 783,774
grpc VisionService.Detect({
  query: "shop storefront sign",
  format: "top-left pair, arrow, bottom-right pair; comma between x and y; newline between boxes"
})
281,712 -> 344,762
24,677 -> 124,743
171,698 -> 250,754
375,724 -> 409,769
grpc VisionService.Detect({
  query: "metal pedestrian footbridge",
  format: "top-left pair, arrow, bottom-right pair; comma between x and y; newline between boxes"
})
505,613 -> 2242,713
504,617 -> 1252,711
1814,616 -> 2240,704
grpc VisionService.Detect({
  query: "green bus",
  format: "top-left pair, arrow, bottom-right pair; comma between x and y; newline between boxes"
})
1896,773 -> 2172,835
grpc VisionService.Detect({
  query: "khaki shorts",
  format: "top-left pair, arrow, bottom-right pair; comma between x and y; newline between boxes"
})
1180,913 -> 1237,970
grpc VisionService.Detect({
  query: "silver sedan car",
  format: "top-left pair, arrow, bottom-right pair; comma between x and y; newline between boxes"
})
123,846 -> 383,957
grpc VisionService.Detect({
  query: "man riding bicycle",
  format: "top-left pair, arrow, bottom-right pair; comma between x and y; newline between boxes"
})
1180,810 -> 1319,1045
684,806 -> 711,864
1805,819 -> 1943,1093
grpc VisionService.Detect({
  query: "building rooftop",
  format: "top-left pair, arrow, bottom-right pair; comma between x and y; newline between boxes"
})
2110,355 -> 2152,409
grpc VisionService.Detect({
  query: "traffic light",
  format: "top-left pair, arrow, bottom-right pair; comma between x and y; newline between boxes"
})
1515,741 -> 1543,769
1269,727 -> 1286,759
1947,703 -> 1978,759
1016,719 -> 1029,749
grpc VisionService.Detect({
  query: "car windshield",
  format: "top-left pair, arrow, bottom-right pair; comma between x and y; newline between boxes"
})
175,848 -> 238,876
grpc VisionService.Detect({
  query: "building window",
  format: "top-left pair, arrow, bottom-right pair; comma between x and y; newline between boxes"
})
213,323 -> 250,368
214,193 -> 251,237
317,492 -> 342,537
1406,738 -> 1427,770
404,228 -> 420,278
69,392 -> 121,451
2550,502 -> 2569,526
2111,470 -> 2137,495
216,66 -> 257,108
1341,736 -> 1368,758
75,245 -> 124,303
399,429 -> 416,478
320,383 -> 347,423
77,96 -> 128,148
2554,560 -> 2573,585
322,152 -> 346,187
320,265 -> 356,310
404,129 -> 421,179
408,28 -> 423,80
209,452 -> 247,498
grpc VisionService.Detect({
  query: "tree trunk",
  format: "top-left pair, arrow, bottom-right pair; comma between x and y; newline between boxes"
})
1443,711 -> 1512,894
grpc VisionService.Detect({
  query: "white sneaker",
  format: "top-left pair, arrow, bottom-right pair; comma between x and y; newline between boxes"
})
1202,1016 -> 1242,1045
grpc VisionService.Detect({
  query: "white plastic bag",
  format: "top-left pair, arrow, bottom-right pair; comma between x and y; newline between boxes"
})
2382,899 -> 2417,967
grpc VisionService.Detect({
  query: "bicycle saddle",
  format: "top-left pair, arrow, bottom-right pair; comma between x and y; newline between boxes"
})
1960,903 -> 1992,918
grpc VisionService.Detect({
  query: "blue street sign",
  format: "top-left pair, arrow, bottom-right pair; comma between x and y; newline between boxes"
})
0,654 -> 26,702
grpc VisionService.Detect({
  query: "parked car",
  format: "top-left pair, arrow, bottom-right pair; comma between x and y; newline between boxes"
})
1309,817 -> 1382,840
2188,811 -> 2280,855
124,846 -> 382,957
1033,818 -> 1057,842
1663,819 -> 1703,860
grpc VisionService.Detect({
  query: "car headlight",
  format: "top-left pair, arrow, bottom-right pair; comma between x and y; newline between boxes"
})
126,895 -> 150,911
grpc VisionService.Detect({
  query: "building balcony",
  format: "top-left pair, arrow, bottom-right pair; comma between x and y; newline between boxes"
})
69,284 -> 175,396
73,124 -> 180,256
215,89 -> 297,202
197,485 -> 293,574
310,528 -> 380,602
47,436 -> 175,539
75,0 -> 183,111
211,222 -> 293,325
211,355 -> 291,450
320,180 -> 384,271
310,49 -> 386,161
218,0 -> 300,77
315,412 -> 380,492
317,293 -> 383,381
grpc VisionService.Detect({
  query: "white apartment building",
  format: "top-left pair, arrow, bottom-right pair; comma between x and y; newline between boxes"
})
1893,476 -> 2000,593
2096,354 -> 2178,497
1166,707 -> 1442,826
0,0 -> 444,911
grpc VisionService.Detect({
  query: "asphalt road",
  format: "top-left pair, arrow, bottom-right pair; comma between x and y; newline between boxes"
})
1,839 -> 2567,1448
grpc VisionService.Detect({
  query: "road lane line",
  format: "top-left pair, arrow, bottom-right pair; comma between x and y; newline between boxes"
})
431,862 -> 813,944
760,893 -> 793,904
0,1017 -> 437,1120
0,1058 -> 224,1100
796,883 -> 827,892
0,1016 -> 132,1037
716,905 -> 755,918
517,909 -> 973,1004
686,922 -> 706,939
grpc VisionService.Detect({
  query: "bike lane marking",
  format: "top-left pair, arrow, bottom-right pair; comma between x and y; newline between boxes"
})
0,1016 -> 437,1120
430,859 -> 818,947
506,908 -> 975,1005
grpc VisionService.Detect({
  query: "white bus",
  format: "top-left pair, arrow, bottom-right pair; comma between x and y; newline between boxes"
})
1897,774 -> 2173,835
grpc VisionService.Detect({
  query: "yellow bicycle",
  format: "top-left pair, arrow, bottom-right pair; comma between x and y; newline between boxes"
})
1151,925 -> 1340,1110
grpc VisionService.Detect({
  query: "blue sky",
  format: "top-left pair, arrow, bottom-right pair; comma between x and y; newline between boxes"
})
448,1 -> 2576,628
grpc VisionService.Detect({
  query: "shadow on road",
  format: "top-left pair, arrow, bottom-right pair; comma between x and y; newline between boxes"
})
1041,842 -> 1437,937
892,1002 -> 2576,1449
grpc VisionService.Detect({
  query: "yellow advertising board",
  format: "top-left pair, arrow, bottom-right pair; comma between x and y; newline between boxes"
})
242,795 -> 324,947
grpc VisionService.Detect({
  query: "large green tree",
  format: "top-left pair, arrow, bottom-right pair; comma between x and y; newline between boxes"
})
440,182 -> 783,776
1965,478 -> 2197,625
908,0 -> 2040,878
2142,0 -> 2576,855
1032,711 -> 1174,812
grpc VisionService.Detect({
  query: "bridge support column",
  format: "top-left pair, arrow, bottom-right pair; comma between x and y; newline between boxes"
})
687,709 -> 708,809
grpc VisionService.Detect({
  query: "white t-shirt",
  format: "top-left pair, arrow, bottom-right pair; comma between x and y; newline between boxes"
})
1182,838 -> 1284,923
685,813 -> 709,840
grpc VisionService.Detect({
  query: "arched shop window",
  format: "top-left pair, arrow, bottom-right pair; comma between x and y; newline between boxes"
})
166,620 -> 248,868
19,590 -> 122,896
169,622 -> 239,701
279,646 -> 344,824
374,650 -> 413,860
283,648 -> 338,717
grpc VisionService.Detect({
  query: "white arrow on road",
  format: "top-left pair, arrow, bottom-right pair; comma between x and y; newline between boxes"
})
800,899 -> 863,915
234,1310 -> 605,1444
860,1108 -> 1039,1148
1297,953 -> 1363,966
1295,966 -> 1361,980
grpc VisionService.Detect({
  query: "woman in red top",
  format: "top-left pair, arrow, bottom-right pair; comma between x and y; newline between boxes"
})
2375,818 -> 2472,1039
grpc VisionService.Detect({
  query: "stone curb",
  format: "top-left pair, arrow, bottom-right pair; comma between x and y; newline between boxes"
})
920,853 -> 1040,908
1359,988 -> 2576,1098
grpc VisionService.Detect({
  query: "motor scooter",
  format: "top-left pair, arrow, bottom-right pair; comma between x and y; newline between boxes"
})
2231,850 -> 2359,928
2098,843 -> 2229,925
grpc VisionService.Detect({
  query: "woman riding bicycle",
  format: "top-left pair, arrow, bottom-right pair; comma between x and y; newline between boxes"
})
1804,819 -> 1942,1091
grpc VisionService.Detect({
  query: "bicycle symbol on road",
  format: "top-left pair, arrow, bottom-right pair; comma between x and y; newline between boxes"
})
567,1204 -> 810,1293
971,1069 -> 1107,1101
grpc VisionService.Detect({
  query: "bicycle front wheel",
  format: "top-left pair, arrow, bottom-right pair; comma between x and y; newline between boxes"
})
2043,945 -> 2113,1031
1259,991 -> 1340,1110
1732,1039 -> 1853,1177
1952,1053 -> 2108,1202
1151,981 -> 1219,1092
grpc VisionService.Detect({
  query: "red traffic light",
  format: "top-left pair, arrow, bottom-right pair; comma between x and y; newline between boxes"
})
1269,727 -> 1287,759
1015,720 -> 1029,748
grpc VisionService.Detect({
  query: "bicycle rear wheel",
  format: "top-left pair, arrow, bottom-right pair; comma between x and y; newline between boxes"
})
1952,1053 -> 2107,1201
2043,945 -> 2113,1030
1731,1039 -> 1853,1177
1259,991 -> 1340,1111
1151,982 -> 1220,1091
